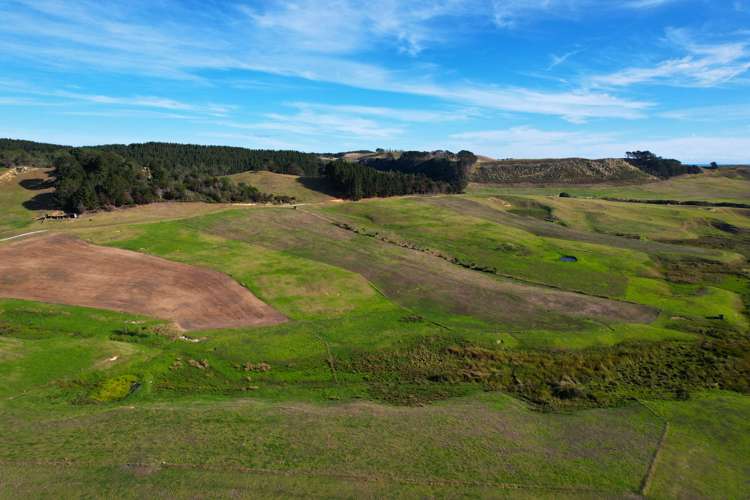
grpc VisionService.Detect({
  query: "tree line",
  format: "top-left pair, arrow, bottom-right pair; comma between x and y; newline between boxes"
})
91,142 -> 324,177
361,150 -> 475,193
625,151 -> 702,178
324,159 -> 457,200
0,139 -> 62,168
1,139 -> 325,176
53,149 -> 292,214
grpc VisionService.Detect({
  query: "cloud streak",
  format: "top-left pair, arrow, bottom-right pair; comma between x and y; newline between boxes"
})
591,28 -> 750,88
0,0 -> 653,122
450,126 -> 750,162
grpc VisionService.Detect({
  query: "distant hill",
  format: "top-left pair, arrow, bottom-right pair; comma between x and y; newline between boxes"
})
469,158 -> 655,185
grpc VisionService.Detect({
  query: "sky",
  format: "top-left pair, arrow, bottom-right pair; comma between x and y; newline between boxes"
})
0,0 -> 749,162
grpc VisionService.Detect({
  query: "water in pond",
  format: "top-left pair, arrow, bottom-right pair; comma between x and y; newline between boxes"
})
559,256 -> 578,262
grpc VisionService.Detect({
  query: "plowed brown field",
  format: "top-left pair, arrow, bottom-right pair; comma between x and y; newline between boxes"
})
0,233 -> 286,330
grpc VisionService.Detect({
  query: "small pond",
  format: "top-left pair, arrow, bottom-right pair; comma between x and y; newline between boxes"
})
559,255 -> 578,263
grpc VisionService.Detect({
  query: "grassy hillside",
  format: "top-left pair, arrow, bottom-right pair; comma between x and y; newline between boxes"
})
469,167 -> 750,203
0,167 -> 54,238
470,157 -> 653,184
229,171 -> 335,203
0,163 -> 748,496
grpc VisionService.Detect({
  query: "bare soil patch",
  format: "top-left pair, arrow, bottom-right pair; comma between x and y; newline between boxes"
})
0,233 -> 286,330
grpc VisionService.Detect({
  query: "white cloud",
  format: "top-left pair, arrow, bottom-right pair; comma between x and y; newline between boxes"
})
419,85 -> 650,122
591,28 -> 750,88
0,0 -> 653,122
287,102 -> 480,122
216,110 -> 404,141
624,0 -> 678,8
240,0 -> 473,56
0,97 -> 55,106
0,79 -> 233,117
548,50 -> 581,70
450,125 -> 750,162
490,0 -> 681,27
450,126 -> 621,157
660,103 -> 750,121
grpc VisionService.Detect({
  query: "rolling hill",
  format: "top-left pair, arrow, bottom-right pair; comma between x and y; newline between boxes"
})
470,157 -> 655,184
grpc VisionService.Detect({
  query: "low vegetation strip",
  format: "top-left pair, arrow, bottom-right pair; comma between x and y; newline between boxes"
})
600,197 -> 750,209
0,233 -> 286,330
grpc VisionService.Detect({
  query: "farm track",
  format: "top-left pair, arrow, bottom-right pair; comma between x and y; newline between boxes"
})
0,230 -> 47,242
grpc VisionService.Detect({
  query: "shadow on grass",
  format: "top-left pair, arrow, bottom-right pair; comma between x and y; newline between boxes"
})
19,177 -> 55,191
297,176 -> 341,198
22,192 -> 58,211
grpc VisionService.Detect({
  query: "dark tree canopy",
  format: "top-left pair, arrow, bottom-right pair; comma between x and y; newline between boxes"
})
52,149 -> 291,214
1,139 -> 325,177
360,150 -> 475,193
0,138 -> 66,168
324,159 -> 456,200
625,151 -> 702,178
92,142 -> 324,177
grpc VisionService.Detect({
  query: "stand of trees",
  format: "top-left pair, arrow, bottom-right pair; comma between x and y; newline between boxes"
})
324,160 -> 452,200
0,139 -> 62,168
625,151 -> 702,178
0,139 -> 325,176
52,149 -> 290,214
361,150 -> 475,193
2,139 -> 479,205
92,142 -> 324,177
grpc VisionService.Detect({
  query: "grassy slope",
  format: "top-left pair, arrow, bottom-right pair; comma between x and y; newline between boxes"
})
468,168 -> 750,204
319,196 -> 747,332
0,168 -> 52,238
0,169 -> 749,496
0,303 -> 744,498
647,391 -> 750,498
0,301 -> 666,496
229,170 -> 335,203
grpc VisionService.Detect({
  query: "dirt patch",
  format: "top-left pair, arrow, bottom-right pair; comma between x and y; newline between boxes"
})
0,234 -> 286,330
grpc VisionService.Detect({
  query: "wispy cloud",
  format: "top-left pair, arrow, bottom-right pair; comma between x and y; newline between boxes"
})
287,102 -> 480,122
450,125 -> 621,158
0,0 -> 653,122
450,125 -> 750,163
0,96 -> 57,106
239,0 -> 473,56
624,0 -> 679,8
0,79 -> 233,116
490,0 -> 682,28
660,103 -> 750,121
547,50 -> 581,70
591,28 -> 750,88
216,110 -> 404,141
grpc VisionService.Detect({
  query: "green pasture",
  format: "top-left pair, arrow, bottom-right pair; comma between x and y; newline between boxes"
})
0,168 -> 748,497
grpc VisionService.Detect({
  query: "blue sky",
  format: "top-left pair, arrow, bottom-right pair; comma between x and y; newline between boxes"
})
1,0 -> 749,162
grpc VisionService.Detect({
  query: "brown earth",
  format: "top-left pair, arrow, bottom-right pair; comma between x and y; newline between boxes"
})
0,233 -> 286,330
